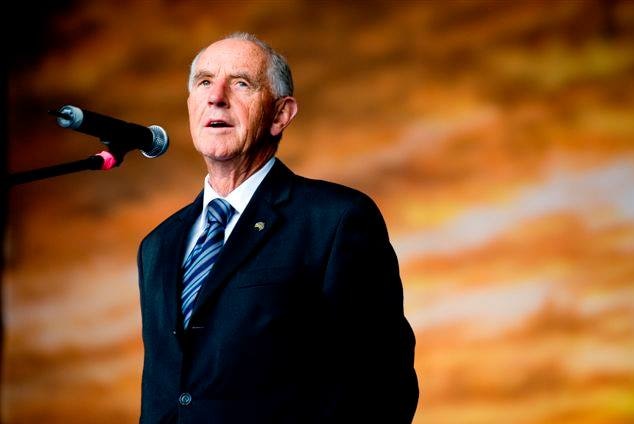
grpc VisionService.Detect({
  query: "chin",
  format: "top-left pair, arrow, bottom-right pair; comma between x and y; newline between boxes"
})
200,149 -> 239,163
195,142 -> 232,159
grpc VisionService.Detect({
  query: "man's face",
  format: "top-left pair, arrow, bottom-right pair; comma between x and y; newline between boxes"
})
187,39 -> 276,164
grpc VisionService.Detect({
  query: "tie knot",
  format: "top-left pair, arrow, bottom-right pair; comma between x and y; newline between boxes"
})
206,198 -> 234,227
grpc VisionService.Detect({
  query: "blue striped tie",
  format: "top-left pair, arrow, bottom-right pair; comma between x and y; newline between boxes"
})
181,198 -> 234,328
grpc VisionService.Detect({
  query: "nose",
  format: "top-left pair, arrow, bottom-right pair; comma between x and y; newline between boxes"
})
207,79 -> 228,108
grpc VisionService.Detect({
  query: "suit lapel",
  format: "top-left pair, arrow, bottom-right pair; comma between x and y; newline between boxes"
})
190,160 -> 293,324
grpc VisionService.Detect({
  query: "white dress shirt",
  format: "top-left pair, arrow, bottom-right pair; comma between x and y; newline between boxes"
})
182,157 -> 276,262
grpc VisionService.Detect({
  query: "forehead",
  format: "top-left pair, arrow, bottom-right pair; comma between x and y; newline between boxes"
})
195,39 -> 268,76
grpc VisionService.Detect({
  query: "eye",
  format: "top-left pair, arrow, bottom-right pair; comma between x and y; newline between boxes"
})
199,79 -> 211,87
235,80 -> 249,88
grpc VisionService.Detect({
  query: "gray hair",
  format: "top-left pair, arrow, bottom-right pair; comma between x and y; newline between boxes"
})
188,32 -> 294,98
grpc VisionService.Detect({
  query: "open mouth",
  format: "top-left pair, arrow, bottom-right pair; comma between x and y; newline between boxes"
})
207,120 -> 232,128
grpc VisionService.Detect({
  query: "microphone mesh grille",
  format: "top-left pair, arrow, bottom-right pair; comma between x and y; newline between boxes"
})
143,125 -> 169,158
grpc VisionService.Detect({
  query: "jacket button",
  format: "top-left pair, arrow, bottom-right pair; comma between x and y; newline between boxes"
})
178,392 -> 192,406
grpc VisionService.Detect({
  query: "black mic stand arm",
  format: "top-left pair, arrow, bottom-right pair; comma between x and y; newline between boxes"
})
7,153 -> 114,186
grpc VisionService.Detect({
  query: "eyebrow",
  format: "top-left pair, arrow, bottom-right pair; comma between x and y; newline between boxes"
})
231,72 -> 252,81
192,70 -> 213,83
231,72 -> 262,87
192,70 -> 262,88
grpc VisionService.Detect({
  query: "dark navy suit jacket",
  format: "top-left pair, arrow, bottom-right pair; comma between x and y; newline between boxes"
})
137,159 -> 419,423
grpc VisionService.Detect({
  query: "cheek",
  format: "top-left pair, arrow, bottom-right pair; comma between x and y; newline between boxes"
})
187,94 -> 203,117
186,98 -> 195,121
187,99 -> 201,139
247,103 -> 266,127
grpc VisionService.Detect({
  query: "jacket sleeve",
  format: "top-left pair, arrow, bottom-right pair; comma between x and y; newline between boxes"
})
318,194 -> 419,423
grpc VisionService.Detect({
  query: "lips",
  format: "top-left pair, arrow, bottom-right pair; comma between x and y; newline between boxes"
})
206,119 -> 233,128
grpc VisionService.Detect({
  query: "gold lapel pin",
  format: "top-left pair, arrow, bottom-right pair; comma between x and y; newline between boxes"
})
254,221 -> 265,231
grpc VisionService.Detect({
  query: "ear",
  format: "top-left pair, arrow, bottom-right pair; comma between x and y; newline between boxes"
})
270,97 -> 298,137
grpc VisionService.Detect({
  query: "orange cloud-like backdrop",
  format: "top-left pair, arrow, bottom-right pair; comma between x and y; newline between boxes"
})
4,1 -> 634,423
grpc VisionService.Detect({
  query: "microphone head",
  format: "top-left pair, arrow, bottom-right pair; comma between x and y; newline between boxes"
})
142,125 -> 169,158
56,105 -> 84,129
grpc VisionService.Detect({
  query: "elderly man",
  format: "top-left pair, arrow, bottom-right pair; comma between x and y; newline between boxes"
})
137,32 -> 418,423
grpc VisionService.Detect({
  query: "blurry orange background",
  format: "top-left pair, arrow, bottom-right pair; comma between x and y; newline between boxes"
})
4,1 -> 634,423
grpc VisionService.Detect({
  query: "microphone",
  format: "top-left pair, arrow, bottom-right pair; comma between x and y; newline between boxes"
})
51,105 -> 169,158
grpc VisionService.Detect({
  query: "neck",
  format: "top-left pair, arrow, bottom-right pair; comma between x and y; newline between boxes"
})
205,152 -> 274,197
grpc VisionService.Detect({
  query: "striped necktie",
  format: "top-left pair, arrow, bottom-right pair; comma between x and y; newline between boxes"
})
181,198 -> 234,328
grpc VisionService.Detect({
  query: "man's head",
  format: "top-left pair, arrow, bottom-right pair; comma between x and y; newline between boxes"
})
189,33 -> 294,98
187,33 -> 297,169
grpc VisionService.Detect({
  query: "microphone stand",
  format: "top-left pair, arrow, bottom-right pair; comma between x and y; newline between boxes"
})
8,108 -> 130,186
7,154 -> 111,186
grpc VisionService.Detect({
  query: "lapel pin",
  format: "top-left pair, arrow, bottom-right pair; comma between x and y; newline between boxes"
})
254,221 -> 265,231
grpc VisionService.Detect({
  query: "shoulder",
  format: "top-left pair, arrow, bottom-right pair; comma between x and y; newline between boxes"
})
289,173 -> 384,223
269,159 -> 382,220
139,194 -> 201,249
295,172 -> 373,202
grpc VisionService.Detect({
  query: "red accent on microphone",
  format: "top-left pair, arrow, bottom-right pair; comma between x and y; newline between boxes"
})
96,151 -> 118,170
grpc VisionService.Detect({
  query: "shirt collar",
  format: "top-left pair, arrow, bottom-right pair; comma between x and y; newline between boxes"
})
202,156 -> 276,216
